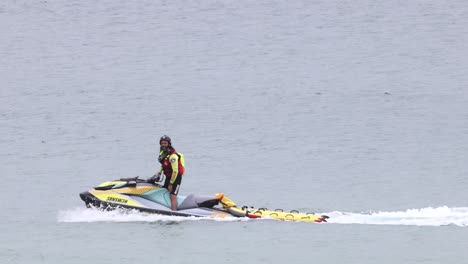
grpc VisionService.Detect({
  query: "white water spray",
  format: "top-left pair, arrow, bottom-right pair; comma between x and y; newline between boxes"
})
325,206 -> 468,227
57,207 -> 248,223
58,206 -> 468,226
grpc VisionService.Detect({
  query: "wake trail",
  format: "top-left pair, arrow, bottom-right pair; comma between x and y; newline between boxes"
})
324,206 -> 468,227
57,206 -> 468,226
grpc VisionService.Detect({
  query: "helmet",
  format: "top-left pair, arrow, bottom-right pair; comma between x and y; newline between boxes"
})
159,135 -> 171,145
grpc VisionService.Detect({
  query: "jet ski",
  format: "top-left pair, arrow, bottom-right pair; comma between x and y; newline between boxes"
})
79,176 -> 329,222
79,176 -> 233,218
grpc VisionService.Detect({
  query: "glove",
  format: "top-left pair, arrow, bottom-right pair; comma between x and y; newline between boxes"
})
146,173 -> 161,183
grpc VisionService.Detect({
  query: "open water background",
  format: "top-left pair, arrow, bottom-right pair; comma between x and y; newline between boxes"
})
1,1 -> 468,263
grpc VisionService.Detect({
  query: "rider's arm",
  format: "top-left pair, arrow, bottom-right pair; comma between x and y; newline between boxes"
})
169,154 -> 179,184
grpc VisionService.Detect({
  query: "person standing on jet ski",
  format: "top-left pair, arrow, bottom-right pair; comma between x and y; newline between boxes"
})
148,135 -> 185,211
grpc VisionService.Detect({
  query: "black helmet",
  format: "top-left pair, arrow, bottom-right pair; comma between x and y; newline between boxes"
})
159,135 -> 171,145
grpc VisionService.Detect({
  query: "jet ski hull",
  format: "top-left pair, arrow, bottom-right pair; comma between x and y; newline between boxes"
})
79,188 -> 232,218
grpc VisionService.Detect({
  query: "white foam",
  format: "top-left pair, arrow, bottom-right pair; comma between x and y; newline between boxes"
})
57,207 -> 248,223
58,206 -> 468,226
323,206 -> 468,227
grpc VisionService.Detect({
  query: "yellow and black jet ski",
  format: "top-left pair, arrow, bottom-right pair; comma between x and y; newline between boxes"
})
79,176 -> 232,218
79,177 -> 329,222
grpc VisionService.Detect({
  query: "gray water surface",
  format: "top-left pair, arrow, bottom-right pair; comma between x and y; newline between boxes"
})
1,1 -> 468,263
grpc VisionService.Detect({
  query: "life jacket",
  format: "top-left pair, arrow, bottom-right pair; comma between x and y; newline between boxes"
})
159,149 -> 185,177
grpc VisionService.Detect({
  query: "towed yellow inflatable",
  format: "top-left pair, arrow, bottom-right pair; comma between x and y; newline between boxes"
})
220,196 -> 329,223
